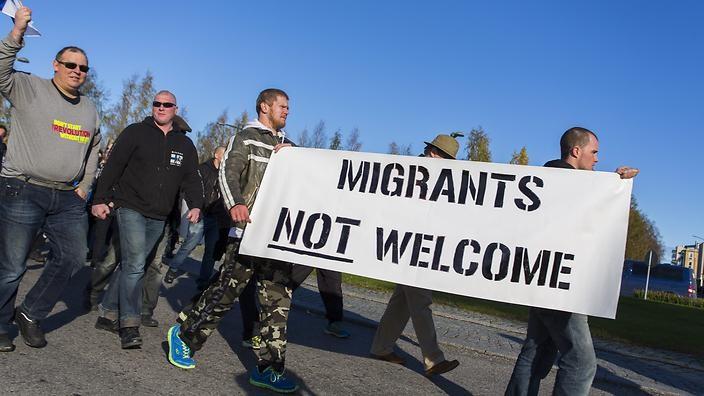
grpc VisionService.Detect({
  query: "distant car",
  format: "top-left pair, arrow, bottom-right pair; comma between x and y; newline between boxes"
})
620,260 -> 697,298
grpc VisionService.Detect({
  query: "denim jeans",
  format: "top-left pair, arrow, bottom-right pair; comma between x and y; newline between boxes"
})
168,219 -> 204,271
99,207 -> 164,328
505,308 -> 597,396
0,177 -> 88,334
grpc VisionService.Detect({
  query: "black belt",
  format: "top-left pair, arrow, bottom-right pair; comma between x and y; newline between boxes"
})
22,176 -> 76,191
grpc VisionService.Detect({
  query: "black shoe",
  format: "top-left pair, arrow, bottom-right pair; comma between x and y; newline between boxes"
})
14,309 -> 47,348
0,333 -> 15,352
95,317 -> 119,334
163,268 -> 178,284
120,327 -> 142,349
141,315 -> 158,327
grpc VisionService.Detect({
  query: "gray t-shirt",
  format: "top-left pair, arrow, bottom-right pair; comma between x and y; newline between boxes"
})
0,34 -> 100,192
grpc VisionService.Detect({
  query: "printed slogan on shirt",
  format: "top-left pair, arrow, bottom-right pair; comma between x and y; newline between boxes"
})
52,119 -> 90,144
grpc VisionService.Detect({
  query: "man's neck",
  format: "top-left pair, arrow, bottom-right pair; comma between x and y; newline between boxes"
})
51,77 -> 78,98
155,121 -> 173,135
258,117 -> 278,133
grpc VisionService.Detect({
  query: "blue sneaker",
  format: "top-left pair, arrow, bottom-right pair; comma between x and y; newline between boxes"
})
324,321 -> 350,338
249,366 -> 299,393
167,324 -> 195,369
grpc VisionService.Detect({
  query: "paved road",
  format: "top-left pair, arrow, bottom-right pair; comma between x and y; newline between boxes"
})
1,258 -> 702,395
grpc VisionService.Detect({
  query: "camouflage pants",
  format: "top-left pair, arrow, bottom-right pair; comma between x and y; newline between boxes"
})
180,242 -> 292,368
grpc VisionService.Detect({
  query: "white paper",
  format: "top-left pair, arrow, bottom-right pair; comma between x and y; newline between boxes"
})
2,0 -> 41,37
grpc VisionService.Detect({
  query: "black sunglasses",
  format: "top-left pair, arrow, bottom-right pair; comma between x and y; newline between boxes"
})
56,60 -> 89,73
153,101 -> 176,108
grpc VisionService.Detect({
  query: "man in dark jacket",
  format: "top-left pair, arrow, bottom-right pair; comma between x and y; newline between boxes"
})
505,127 -> 638,396
91,90 -> 203,349
163,146 -> 231,286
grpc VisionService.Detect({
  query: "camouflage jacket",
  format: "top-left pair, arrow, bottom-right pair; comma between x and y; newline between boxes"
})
219,122 -> 292,215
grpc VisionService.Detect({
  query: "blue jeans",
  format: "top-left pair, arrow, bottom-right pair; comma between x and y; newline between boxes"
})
99,207 -> 164,328
168,219 -> 204,271
198,214 -> 222,283
0,177 -> 88,334
505,308 -> 597,396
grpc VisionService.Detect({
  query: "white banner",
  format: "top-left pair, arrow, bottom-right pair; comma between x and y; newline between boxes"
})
240,148 -> 632,319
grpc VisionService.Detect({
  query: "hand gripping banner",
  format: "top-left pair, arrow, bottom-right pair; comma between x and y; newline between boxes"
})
240,148 -> 632,318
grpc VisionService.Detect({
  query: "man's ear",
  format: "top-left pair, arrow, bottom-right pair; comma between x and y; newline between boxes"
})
52,59 -> 60,74
570,145 -> 580,159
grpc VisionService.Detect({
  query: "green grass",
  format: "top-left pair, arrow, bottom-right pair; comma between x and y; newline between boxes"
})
341,273 -> 704,359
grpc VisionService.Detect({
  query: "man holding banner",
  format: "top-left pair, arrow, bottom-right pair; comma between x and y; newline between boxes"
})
369,134 -> 460,376
166,88 -> 299,394
505,127 -> 639,396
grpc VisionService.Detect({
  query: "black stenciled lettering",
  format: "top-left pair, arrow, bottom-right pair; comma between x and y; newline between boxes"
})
429,168 -> 456,203
558,253 -> 574,290
381,163 -> 405,196
335,217 -> 361,254
515,176 -> 543,211
453,239 -> 480,276
549,251 -> 564,288
510,247 -> 551,286
376,228 -> 413,264
458,170 -> 487,205
482,242 -> 511,281
405,165 -> 430,200
302,213 -> 331,249
432,236 -> 447,271
369,162 -> 381,194
272,207 -> 305,244
490,173 -> 517,208
410,234 -> 434,268
337,159 -> 370,192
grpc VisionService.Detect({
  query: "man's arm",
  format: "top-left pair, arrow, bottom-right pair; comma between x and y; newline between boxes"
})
77,127 -> 102,197
92,126 -> 137,205
0,7 -> 33,104
181,146 -> 204,223
219,134 -> 250,222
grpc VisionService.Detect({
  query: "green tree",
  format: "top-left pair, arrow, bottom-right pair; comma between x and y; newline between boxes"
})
196,110 -> 248,162
329,129 -> 343,150
81,68 -> 110,120
626,197 -> 664,264
509,146 -> 529,165
465,126 -> 492,162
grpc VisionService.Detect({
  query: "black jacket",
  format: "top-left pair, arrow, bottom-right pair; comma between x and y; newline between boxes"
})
93,116 -> 203,220
199,158 -> 231,228
544,159 -> 575,169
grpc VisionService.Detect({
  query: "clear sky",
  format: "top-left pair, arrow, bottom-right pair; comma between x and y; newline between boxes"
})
6,1 -> 704,251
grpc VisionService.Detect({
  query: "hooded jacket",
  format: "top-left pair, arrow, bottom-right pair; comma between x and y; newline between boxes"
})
93,115 -> 203,220
220,120 -> 293,215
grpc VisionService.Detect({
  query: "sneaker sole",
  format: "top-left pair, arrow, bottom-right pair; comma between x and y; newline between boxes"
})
167,326 -> 195,369
0,344 -> 16,352
121,340 -> 142,349
248,377 -> 299,393
323,328 -> 350,339
95,322 -> 119,334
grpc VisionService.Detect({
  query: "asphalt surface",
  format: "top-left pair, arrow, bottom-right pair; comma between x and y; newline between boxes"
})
0,257 -> 702,395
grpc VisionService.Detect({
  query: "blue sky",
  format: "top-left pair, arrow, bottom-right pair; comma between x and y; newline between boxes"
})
7,1 -> 704,251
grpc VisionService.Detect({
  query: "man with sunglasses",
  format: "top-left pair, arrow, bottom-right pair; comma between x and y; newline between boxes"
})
369,134 -> 461,377
91,91 -> 203,349
0,6 -> 102,352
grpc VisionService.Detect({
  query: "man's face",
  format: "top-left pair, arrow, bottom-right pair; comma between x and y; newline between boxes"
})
152,93 -> 178,126
52,51 -> 88,91
263,96 -> 289,131
0,128 -> 6,138
575,134 -> 599,170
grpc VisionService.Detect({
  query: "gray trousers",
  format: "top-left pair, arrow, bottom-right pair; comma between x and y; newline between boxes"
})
370,284 -> 445,369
